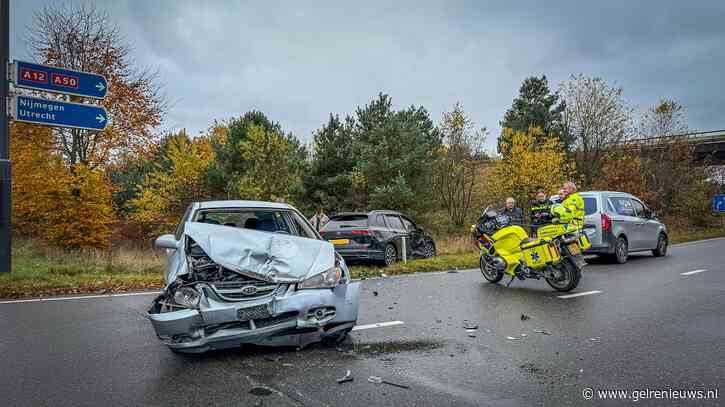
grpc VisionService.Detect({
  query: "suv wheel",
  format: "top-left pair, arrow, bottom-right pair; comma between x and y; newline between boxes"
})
423,241 -> 436,258
613,236 -> 628,264
652,233 -> 667,257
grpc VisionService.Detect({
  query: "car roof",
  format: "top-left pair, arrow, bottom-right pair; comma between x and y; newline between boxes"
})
330,210 -> 404,218
580,191 -> 636,198
196,200 -> 294,210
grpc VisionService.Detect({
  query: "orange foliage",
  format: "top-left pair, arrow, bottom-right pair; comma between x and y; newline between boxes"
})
11,122 -> 115,249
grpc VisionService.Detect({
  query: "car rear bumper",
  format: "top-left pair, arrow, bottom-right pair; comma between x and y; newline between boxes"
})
334,248 -> 385,261
147,282 -> 361,353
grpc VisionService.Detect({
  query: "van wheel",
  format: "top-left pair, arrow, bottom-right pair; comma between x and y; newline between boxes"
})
383,244 -> 397,266
652,233 -> 667,257
612,236 -> 628,264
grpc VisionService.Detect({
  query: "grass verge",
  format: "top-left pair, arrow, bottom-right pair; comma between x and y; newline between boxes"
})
2,225 -> 723,299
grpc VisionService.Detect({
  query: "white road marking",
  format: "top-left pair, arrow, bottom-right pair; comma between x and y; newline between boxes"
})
681,269 -> 707,276
0,290 -> 162,305
352,320 -> 405,331
557,290 -> 603,299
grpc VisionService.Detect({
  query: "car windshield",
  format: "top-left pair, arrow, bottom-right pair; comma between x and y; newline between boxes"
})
325,215 -> 368,229
193,209 -> 292,234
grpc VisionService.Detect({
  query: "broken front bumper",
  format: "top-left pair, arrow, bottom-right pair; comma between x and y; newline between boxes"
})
147,282 -> 361,353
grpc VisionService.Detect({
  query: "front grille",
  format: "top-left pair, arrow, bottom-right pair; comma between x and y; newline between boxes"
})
237,304 -> 272,321
211,272 -> 279,301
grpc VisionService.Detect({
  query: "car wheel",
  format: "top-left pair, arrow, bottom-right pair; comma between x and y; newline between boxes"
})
652,233 -> 667,257
383,244 -> 397,266
613,236 -> 628,264
423,241 -> 436,258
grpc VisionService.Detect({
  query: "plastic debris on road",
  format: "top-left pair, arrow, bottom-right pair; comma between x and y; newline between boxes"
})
533,329 -> 552,335
368,376 -> 410,389
520,314 -> 530,321
337,370 -> 353,384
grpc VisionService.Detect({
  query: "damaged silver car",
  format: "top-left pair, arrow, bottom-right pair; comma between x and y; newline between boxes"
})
148,200 -> 361,353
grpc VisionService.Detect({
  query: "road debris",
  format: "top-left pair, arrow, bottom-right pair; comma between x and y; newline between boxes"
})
533,329 -> 552,335
368,376 -> 410,389
589,337 -> 600,342
520,333 -> 528,337
462,321 -> 479,330
447,270 -> 458,273
249,386 -> 274,396
467,333 -> 477,338
520,314 -> 530,321
506,336 -> 520,340
337,370 -> 353,384
373,291 -> 379,296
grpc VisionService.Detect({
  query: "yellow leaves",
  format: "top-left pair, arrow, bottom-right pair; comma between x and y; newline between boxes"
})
489,127 -> 574,206
11,123 -> 115,249
128,133 -> 214,237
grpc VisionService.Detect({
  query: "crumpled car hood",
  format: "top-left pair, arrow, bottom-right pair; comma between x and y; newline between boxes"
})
183,222 -> 336,282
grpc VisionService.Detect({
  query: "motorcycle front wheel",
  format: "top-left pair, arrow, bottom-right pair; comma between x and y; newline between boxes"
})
480,254 -> 504,283
545,257 -> 581,292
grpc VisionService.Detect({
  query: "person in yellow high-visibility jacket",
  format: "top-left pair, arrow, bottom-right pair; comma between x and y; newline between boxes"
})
553,181 -> 584,231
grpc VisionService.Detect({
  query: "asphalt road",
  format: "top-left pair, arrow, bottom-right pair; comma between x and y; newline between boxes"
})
1,238 -> 724,406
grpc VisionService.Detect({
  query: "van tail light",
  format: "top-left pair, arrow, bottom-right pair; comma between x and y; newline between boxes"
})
601,213 -> 612,232
350,229 -> 373,236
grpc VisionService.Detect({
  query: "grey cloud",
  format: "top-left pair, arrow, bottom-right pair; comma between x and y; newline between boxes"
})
11,0 -> 725,150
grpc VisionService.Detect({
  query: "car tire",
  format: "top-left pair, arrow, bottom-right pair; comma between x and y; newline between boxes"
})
612,236 -> 628,264
652,233 -> 667,257
383,244 -> 397,267
423,240 -> 436,258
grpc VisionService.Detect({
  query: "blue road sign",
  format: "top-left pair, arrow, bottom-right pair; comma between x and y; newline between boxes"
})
11,95 -> 108,131
11,60 -> 108,99
714,194 -> 725,213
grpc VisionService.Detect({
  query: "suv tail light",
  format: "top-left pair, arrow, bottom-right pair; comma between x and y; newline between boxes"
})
601,213 -> 612,232
350,229 -> 373,236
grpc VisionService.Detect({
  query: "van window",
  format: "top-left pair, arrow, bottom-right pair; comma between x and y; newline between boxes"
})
610,197 -> 635,217
583,197 -> 597,215
630,199 -> 645,218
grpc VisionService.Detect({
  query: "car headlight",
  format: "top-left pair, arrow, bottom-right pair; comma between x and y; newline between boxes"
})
173,286 -> 201,308
298,266 -> 343,289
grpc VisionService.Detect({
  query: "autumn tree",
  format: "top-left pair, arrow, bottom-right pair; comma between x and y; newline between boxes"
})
127,131 -> 215,237
11,123 -> 114,248
27,3 -> 165,167
488,128 -> 574,212
499,75 -> 568,153
560,75 -> 633,188
433,103 -> 487,226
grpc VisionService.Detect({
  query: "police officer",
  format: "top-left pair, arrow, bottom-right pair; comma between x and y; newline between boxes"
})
529,190 -> 552,236
558,181 -> 585,231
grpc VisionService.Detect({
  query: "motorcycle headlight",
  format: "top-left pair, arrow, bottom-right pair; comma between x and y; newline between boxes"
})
173,286 -> 201,308
298,266 -> 343,289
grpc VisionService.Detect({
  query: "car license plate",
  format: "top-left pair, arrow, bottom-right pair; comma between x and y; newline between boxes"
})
330,239 -> 350,245
568,243 -> 581,255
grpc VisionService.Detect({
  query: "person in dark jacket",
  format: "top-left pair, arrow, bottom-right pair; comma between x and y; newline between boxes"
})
529,190 -> 552,236
501,197 -> 524,227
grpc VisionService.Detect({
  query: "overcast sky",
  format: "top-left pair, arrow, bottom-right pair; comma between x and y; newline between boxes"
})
10,1 -> 725,151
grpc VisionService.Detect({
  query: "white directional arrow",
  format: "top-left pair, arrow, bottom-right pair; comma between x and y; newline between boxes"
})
96,114 -> 106,123
95,82 -> 105,92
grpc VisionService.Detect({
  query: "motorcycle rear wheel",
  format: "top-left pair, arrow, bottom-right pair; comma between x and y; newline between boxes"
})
480,255 -> 504,283
545,257 -> 581,292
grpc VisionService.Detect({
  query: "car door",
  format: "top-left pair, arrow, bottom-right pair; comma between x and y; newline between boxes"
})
400,216 -> 423,258
608,196 -> 642,250
384,214 -> 407,256
631,198 -> 659,249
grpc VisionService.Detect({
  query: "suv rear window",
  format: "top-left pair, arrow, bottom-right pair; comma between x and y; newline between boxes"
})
325,215 -> 369,229
584,197 -> 597,215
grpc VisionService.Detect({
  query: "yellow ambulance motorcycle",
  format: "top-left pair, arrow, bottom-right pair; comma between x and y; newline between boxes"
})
472,205 -> 590,292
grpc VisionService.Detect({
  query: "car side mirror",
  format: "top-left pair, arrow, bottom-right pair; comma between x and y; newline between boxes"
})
154,234 -> 178,250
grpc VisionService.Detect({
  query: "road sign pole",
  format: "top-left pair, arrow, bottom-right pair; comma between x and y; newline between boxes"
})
1,0 -> 11,273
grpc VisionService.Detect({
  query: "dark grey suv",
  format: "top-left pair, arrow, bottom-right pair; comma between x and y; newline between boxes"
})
319,210 -> 436,266
580,191 -> 668,263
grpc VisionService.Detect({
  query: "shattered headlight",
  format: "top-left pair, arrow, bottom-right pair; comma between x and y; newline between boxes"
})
298,266 -> 343,289
173,286 -> 201,308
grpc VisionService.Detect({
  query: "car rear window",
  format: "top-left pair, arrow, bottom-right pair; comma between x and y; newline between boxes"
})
325,215 -> 369,229
584,197 -> 597,215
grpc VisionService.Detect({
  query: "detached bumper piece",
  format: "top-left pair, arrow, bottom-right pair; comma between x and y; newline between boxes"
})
148,282 -> 361,353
